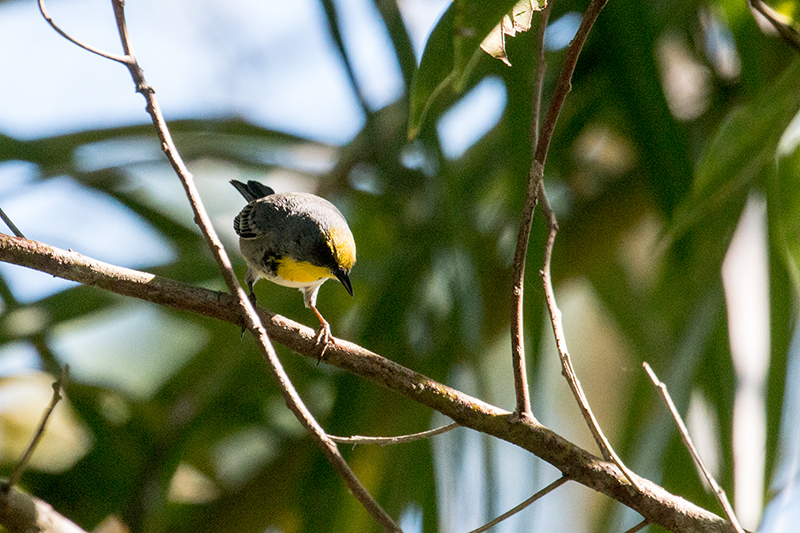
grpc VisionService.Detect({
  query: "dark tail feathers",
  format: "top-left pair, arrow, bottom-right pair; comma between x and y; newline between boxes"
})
230,180 -> 276,202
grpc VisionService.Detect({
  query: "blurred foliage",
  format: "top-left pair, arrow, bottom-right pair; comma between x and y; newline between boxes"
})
1,0 -> 799,532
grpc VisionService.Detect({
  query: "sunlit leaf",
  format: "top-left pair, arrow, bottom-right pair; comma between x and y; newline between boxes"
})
408,0 -> 523,138
480,0 -> 542,66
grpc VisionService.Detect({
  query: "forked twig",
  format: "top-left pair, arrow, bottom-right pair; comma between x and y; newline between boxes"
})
468,476 -> 568,533
330,422 -> 458,446
644,362 -> 745,533
539,193 -> 642,492
4,366 -> 69,490
37,2 -> 401,530
38,0 -> 129,63
510,0 -> 641,490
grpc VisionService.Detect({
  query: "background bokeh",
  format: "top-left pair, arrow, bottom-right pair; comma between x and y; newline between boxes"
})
0,0 -> 799,532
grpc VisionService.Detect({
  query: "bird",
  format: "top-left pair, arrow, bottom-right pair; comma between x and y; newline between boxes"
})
231,179 -> 356,353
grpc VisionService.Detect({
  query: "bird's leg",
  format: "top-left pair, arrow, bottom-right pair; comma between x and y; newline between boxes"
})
310,304 -> 333,360
239,277 -> 258,337
247,278 -> 258,307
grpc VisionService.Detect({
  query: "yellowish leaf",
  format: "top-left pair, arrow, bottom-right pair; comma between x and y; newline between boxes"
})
480,0 -> 544,66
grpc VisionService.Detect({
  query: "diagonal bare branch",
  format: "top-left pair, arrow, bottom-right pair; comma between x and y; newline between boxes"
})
0,368 -> 83,533
5,366 -> 68,490
37,1 -> 401,530
0,207 -> 24,239
0,233 -> 749,533
645,362 -> 746,533
468,476 -> 568,533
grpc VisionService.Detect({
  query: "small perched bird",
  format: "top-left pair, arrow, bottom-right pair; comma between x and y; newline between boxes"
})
231,180 -> 356,351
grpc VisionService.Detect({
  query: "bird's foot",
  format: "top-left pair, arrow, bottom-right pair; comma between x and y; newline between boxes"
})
315,322 -> 334,363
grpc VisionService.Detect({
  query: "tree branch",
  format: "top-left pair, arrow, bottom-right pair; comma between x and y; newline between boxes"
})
0,207 -> 24,239
645,363 -> 745,533
469,476 -> 567,533
509,0 -> 637,489
0,484 -> 88,533
5,367 -> 68,490
509,0 -> 641,490
37,1 -> 401,530
538,188 -> 642,492
37,0 -> 130,64
330,423 -> 459,446
509,0 -> 553,420
0,233 -> 750,533
0,368 -> 83,533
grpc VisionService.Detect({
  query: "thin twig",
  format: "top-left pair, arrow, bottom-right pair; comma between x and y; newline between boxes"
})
530,0 -> 552,150
538,192 -> 642,493
521,0 -> 643,491
468,476 -> 568,533
622,519 -> 649,533
510,0 -> 639,490
644,362 -> 746,533
330,422 -> 458,446
38,2 -> 401,530
0,208 -> 24,239
748,0 -> 800,53
37,0 -> 129,63
509,0 -> 554,421
533,0 -> 606,165
4,366 -> 69,490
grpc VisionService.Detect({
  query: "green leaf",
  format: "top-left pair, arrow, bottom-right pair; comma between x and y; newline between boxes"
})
761,106 -> 800,516
668,59 -> 800,242
407,0 -> 524,138
771,109 -> 800,293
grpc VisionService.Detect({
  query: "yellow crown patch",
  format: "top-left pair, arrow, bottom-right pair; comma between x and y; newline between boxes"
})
326,226 -> 356,270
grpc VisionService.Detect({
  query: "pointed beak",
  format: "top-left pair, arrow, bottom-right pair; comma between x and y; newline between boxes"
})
334,269 -> 353,297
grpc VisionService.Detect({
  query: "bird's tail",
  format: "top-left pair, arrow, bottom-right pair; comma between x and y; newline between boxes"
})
230,180 -> 276,202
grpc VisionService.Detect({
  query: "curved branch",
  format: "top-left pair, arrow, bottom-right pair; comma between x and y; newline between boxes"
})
37,0 -> 130,64
508,0 -> 553,420
0,234 -> 748,533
